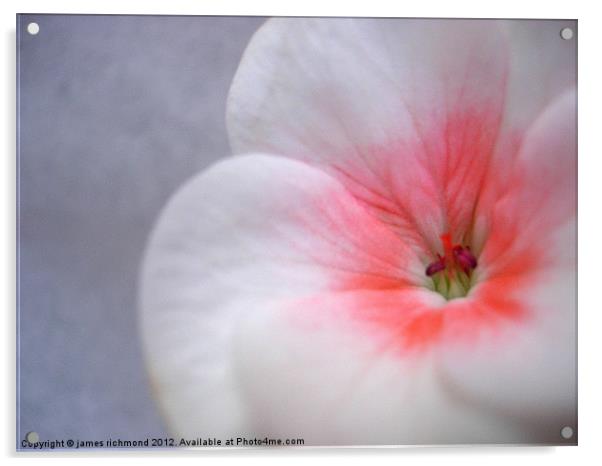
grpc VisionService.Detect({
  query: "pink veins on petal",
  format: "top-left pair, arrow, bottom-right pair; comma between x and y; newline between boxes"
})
288,101 -> 559,353
226,18 -> 575,359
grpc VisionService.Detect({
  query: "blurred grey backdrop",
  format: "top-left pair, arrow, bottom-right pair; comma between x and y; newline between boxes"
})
17,14 -> 264,443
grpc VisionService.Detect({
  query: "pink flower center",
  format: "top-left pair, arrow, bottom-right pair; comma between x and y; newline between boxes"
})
425,232 -> 478,299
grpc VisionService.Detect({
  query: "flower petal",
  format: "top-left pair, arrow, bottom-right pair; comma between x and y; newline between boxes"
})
477,88 -> 577,276
437,90 -> 577,443
140,152 -> 557,443
227,18 -> 510,250
139,153 -> 424,438
233,298 -> 525,444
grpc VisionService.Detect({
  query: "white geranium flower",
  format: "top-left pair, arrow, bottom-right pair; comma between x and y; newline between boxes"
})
139,18 -> 576,445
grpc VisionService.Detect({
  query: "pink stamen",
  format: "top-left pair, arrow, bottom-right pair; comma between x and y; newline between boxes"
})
454,246 -> 478,273
425,232 -> 477,277
426,255 -> 446,276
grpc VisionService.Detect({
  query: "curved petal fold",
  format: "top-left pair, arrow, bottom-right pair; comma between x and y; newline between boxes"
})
139,153 -> 422,438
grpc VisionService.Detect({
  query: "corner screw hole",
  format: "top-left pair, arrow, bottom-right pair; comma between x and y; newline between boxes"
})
27,22 -> 40,35
561,426 -> 574,439
560,27 -> 574,40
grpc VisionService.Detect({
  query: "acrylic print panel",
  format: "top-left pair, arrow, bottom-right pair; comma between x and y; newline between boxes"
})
17,15 -> 577,449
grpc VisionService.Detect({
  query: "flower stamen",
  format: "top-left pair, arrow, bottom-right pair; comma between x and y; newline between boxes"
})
426,232 -> 478,299
426,255 -> 446,276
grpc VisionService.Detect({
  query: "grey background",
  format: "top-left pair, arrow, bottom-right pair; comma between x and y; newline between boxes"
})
17,14 -> 264,443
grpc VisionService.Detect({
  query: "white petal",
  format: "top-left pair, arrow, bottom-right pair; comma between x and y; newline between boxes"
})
139,153 -> 422,439
234,300 -> 524,445
140,152 -> 547,444
227,18 -> 508,158
438,90 -> 577,443
478,88 -> 577,275
227,18 -> 510,250
438,237 -> 577,443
